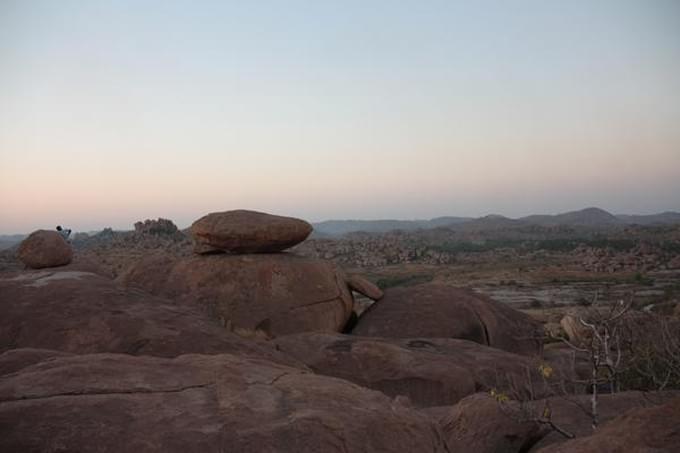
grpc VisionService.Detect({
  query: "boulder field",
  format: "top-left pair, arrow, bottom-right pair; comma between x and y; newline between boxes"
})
3,210 -> 677,451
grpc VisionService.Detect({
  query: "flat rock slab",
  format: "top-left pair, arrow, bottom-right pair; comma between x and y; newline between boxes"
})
274,332 -> 553,408
0,352 -> 450,453
0,270 -> 296,365
191,210 -> 312,254
353,283 -> 544,356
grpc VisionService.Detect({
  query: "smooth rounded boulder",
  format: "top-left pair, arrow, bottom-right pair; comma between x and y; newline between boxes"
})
120,253 -> 355,338
191,209 -> 313,254
16,230 -> 72,269
353,284 -> 544,356
0,352 -> 450,453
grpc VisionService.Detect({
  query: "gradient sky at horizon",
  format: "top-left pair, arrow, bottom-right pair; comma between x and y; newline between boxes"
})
1,1 -> 679,233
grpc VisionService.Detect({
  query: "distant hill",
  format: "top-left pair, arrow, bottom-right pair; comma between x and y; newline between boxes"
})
616,211 -> 680,225
0,234 -> 26,251
448,214 -> 526,231
312,217 -> 471,236
313,208 -> 680,236
520,207 -> 622,227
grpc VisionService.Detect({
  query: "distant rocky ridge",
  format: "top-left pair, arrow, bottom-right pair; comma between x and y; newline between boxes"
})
313,207 -> 680,237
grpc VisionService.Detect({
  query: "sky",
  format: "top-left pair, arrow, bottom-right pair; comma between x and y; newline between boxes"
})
1,0 -> 679,233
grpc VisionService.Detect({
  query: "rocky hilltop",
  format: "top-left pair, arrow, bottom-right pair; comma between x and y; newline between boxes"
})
1,209 -> 679,452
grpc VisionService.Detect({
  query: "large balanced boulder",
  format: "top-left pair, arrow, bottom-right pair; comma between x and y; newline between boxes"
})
353,284 -> 544,356
274,332 -> 552,408
191,209 -> 312,254
0,352 -> 450,453
0,270 -> 296,365
120,253 -> 357,338
16,230 -> 72,269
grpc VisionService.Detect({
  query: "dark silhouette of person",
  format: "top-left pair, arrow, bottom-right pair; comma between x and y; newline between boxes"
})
56,225 -> 72,241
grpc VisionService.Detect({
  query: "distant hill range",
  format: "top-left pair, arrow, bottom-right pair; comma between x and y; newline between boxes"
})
0,234 -> 26,251
312,208 -> 680,237
2,208 -> 680,246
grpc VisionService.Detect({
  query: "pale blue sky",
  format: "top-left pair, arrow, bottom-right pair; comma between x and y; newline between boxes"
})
1,1 -> 679,232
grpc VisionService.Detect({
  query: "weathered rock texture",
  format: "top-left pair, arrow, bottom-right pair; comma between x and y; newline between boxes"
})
120,253 -> 355,338
353,284 -> 544,356
435,391 -> 678,453
191,209 -> 312,254
275,332 -> 552,408
537,396 -> 680,452
0,352 -> 450,453
0,270 -> 295,365
16,230 -> 72,269
0,349 -> 72,376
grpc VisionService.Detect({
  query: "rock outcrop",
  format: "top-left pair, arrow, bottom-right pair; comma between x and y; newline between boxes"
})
0,352 -> 449,453
275,332 -> 552,407
134,218 -> 181,236
346,273 -> 384,300
191,210 -> 312,254
353,284 -> 544,356
16,230 -> 72,269
536,396 -> 680,453
559,313 -> 591,345
121,253 -> 356,338
0,270 -> 296,365
434,391 -> 678,453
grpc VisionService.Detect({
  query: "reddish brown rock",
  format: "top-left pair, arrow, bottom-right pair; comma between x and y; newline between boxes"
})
120,253 -> 354,338
0,270 -> 297,365
435,391 -> 678,453
16,230 -> 72,269
191,209 -> 312,254
0,349 -> 72,376
0,352 -> 449,453
346,273 -> 384,300
274,332 -> 552,408
537,396 -> 680,453
353,284 -> 544,356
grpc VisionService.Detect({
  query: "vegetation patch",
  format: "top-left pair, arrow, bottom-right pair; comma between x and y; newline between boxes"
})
376,273 -> 434,290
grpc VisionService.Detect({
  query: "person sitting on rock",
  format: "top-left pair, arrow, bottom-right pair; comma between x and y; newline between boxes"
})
56,225 -> 72,242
